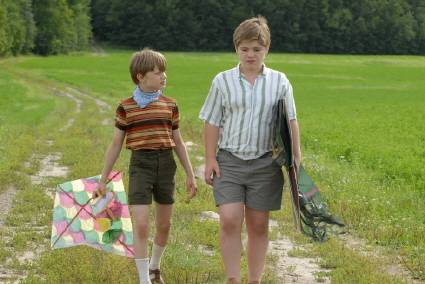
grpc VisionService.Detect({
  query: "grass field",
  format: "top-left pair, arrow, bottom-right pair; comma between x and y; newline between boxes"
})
0,50 -> 424,283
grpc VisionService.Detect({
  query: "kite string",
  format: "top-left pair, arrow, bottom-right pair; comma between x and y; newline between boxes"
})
52,198 -> 93,247
52,171 -> 121,247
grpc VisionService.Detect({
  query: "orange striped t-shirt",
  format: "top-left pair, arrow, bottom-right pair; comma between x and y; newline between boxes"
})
115,95 -> 179,150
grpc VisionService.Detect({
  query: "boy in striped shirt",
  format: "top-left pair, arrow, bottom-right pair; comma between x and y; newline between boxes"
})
199,16 -> 301,284
97,49 -> 197,284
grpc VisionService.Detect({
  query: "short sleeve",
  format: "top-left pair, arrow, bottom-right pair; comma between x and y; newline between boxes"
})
283,81 -> 297,120
172,104 -> 180,130
115,103 -> 128,130
199,77 -> 223,126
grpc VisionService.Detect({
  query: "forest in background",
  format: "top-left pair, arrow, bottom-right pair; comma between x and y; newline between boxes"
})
1,0 -> 425,56
0,0 -> 91,56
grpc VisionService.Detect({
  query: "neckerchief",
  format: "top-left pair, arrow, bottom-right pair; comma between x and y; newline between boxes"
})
133,86 -> 161,108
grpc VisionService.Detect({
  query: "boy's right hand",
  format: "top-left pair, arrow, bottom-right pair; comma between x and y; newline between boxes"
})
94,181 -> 107,198
204,158 -> 220,185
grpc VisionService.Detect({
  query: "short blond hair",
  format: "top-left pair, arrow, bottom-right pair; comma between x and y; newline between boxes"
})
233,16 -> 271,49
129,48 -> 166,84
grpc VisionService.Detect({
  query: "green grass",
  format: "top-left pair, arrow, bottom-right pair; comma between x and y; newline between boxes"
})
0,51 -> 424,283
0,68 -> 55,192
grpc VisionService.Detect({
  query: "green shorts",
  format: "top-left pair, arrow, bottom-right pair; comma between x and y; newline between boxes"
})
128,149 -> 176,205
213,150 -> 284,211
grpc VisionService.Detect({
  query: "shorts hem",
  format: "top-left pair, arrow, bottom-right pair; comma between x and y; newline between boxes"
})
246,203 -> 282,211
215,200 -> 244,207
128,200 -> 153,205
153,200 -> 175,205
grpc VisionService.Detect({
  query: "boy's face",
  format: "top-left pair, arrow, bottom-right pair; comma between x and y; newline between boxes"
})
137,66 -> 166,92
236,40 -> 269,70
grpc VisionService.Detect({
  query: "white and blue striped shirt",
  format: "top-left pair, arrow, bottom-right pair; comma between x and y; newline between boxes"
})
199,64 -> 297,160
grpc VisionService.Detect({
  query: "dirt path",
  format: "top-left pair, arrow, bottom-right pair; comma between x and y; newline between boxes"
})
0,187 -> 17,226
0,147 -> 70,283
0,78 -> 113,283
2,81 -> 420,283
194,160 -> 331,283
270,236 -> 330,283
195,158 -> 422,283
52,88 -> 82,132
339,234 -> 422,284
65,87 -> 111,112
0,87 -> 85,283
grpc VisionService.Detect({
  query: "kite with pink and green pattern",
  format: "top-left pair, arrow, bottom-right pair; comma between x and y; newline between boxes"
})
51,172 -> 134,257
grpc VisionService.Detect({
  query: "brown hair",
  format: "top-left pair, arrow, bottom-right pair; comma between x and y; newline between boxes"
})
129,48 -> 166,84
233,16 -> 271,49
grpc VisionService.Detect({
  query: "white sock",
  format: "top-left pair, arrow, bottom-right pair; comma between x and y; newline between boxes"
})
135,258 -> 151,284
149,243 -> 166,270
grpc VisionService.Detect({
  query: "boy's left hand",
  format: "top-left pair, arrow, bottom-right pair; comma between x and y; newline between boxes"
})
94,181 -> 107,199
186,175 -> 197,201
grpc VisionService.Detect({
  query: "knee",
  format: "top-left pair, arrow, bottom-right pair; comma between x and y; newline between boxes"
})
134,223 -> 149,239
220,218 -> 241,235
248,222 -> 268,237
156,221 -> 171,234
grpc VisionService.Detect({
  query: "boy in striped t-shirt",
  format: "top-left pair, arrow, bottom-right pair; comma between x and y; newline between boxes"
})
199,16 -> 301,284
97,49 -> 197,284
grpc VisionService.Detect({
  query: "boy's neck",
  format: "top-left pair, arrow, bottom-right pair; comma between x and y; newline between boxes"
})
239,64 -> 263,77
138,84 -> 158,93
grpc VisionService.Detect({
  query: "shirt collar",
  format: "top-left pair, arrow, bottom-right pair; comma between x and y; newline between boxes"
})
237,63 -> 269,79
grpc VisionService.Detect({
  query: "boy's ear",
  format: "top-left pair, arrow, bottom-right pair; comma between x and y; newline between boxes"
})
136,73 -> 144,82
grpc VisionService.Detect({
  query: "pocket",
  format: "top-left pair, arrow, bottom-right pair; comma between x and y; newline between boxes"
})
216,150 -> 227,163
160,152 -> 177,172
171,156 -> 177,170
130,152 -> 144,167
129,155 -> 141,170
130,154 -> 154,174
166,151 -> 177,170
271,157 -> 282,168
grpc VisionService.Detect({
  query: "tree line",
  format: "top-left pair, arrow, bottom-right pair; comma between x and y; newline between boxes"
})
1,0 -> 424,56
0,0 -> 91,56
91,0 -> 425,54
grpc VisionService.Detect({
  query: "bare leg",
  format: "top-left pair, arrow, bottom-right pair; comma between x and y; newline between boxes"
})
131,205 -> 151,258
131,205 -> 152,284
219,202 -> 244,282
245,207 -> 269,283
153,203 -> 173,246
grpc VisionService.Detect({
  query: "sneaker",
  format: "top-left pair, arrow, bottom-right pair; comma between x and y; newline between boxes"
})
149,269 -> 165,284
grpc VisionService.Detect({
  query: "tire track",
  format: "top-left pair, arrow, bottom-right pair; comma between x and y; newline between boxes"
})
0,86 -> 85,283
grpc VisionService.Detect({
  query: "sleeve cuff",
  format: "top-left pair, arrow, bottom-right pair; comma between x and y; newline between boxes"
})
115,122 -> 127,131
199,114 -> 220,127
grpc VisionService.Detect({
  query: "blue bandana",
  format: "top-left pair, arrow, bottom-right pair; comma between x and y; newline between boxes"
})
133,87 -> 161,108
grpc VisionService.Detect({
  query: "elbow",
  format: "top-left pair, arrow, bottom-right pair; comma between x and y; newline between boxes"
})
110,140 -> 124,152
111,140 -> 123,149
174,139 -> 184,149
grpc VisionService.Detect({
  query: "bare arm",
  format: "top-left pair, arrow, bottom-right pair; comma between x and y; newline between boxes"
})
97,128 -> 125,195
204,122 -> 221,185
290,119 -> 302,170
172,129 -> 197,199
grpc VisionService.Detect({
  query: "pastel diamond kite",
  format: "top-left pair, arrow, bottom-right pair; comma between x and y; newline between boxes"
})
51,172 -> 134,257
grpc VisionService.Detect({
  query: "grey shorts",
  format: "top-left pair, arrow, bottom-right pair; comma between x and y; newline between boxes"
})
213,150 -> 284,211
128,149 -> 176,205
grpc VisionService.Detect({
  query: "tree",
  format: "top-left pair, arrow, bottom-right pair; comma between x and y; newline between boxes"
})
408,0 -> 425,53
33,0 -> 92,55
0,1 -> 12,56
20,0 -> 36,54
68,0 -> 92,50
87,0 -> 425,54
0,0 -> 35,55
